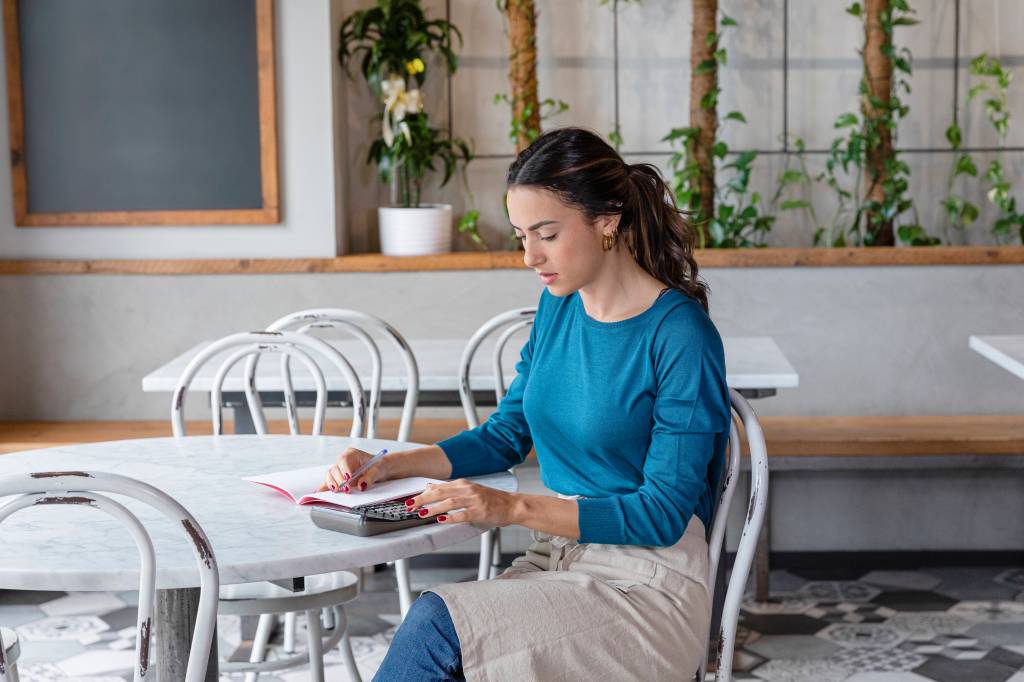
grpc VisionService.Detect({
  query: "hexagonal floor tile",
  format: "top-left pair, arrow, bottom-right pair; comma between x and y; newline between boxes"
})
872,590 -> 958,612
950,600 -> 1024,623
913,655 -> 1021,682
17,616 -> 109,642
887,612 -> 975,638
798,581 -> 881,603
741,613 -> 827,636
995,569 -> 1024,590
746,634 -> 842,660
742,596 -> 816,615
931,567 -> 1020,602
816,623 -> 906,649
749,658 -> 850,682
843,674 -> 935,682
898,633 -> 990,660
805,602 -> 896,624
828,645 -> 927,672
967,621 -> 1024,648
861,570 -> 942,592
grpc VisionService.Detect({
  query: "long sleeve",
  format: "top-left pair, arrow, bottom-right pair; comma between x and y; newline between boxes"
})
576,320 -> 729,546
436,320 -> 537,478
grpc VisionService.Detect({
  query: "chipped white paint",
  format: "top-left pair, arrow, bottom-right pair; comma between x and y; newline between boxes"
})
0,471 -> 219,682
705,390 -> 770,682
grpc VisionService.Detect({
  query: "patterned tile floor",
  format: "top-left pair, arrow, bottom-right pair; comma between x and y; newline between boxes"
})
2,564 -> 1023,681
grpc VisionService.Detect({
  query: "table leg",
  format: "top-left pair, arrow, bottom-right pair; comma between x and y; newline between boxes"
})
233,403 -> 256,435
754,502 -> 771,602
156,588 -> 218,682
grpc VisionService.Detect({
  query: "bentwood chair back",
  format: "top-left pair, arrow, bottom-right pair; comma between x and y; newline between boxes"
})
457,307 -> 537,580
0,471 -> 219,682
258,308 -> 419,441
698,389 -> 770,681
171,330 -> 366,438
256,308 -> 421,622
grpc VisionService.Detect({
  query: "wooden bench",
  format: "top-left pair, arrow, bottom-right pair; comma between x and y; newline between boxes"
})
739,415 -> 1024,600
0,418 -> 471,455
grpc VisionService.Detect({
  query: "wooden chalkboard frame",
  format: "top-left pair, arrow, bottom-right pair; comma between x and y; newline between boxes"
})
2,0 -> 279,227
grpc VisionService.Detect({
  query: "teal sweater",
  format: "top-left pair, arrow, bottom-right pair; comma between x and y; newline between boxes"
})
438,288 -> 730,547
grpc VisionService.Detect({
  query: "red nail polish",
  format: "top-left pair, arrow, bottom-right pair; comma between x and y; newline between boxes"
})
359,481 -> 367,491
343,473 -> 350,481
329,484 -> 337,492
341,486 -> 349,493
404,498 -> 415,506
418,509 -> 428,517
437,515 -> 447,523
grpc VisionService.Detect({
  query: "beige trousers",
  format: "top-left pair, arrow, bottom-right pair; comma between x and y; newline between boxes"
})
429,515 -> 711,681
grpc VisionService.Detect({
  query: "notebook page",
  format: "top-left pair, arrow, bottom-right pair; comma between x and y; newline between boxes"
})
244,466 -> 442,507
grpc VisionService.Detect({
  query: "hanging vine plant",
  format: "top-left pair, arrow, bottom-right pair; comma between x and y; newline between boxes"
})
817,0 -> 932,247
662,8 -> 786,248
494,0 -> 568,153
942,55 -> 1022,245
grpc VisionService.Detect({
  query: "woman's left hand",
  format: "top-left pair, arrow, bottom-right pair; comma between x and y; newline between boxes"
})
406,479 -> 517,526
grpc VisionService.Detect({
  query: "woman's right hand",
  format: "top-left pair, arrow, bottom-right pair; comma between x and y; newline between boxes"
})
317,447 -> 393,493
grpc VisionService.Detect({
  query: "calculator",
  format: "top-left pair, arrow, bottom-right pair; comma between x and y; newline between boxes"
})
310,500 -> 434,536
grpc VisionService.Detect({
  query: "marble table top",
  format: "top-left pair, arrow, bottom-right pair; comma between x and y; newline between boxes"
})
0,435 -> 516,592
141,336 -> 799,393
970,335 -> 1024,381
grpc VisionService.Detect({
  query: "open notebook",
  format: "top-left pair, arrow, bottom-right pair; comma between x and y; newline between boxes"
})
244,465 -> 443,508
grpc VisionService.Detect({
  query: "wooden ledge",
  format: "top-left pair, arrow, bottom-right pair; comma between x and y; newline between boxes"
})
5,416 -> 1023,458
1,246 -> 1023,275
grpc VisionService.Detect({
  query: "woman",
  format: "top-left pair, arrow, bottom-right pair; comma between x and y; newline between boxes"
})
322,127 -> 730,680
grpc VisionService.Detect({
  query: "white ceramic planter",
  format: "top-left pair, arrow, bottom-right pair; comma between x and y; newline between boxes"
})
378,204 -> 453,256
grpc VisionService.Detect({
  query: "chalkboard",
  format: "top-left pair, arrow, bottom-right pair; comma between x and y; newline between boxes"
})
2,0 -> 279,226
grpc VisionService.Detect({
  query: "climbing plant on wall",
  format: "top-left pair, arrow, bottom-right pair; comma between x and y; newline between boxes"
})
817,0 -> 929,247
494,0 -> 568,153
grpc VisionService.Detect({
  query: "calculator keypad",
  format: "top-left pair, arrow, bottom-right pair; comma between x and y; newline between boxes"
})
354,501 -> 422,521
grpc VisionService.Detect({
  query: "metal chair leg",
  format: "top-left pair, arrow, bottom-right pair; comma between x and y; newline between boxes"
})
333,606 -> 363,682
395,558 -> 413,618
283,611 -> 297,654
478,529 -> 495,581
489,528 -> 502,579
306,609 -> 325,682
243,613 -> 275,682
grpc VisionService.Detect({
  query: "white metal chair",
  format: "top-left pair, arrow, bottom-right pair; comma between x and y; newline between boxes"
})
0,626 -> 19,682
172,330 -> 366,682
258,308 -> 421,620
0,471 -> 220,682
698,389 -> 770,682
457,308 -> 537,580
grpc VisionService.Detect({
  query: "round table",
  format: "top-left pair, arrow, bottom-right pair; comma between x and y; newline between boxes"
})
0,435 -> 517,680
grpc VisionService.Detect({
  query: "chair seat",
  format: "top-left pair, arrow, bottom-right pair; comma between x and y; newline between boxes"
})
218,570 -> 360,616
2,626 -> 21,664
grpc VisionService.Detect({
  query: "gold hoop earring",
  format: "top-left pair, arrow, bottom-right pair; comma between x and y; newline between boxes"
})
602,232 -> 617,251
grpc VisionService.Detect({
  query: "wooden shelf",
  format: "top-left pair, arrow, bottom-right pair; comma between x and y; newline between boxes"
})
1,246 -> 1023,275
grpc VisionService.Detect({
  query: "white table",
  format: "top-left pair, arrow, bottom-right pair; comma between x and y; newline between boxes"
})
970,335 -> 1024,380
0,435 -> 516,679
142,337 -> 799,429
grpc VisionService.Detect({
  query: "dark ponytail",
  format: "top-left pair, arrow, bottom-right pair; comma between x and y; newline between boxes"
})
506,127 -> 709,312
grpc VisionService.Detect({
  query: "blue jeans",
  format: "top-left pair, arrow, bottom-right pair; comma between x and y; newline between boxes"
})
372,591 -> 464,681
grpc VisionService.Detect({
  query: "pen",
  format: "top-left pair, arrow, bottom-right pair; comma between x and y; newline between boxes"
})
342,448 -> 389,491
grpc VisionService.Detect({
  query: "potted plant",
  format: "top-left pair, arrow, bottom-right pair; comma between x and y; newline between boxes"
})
339,0 -> 476,255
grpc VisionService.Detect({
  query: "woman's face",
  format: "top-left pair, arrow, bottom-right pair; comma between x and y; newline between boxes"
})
506,186 -> 616,296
